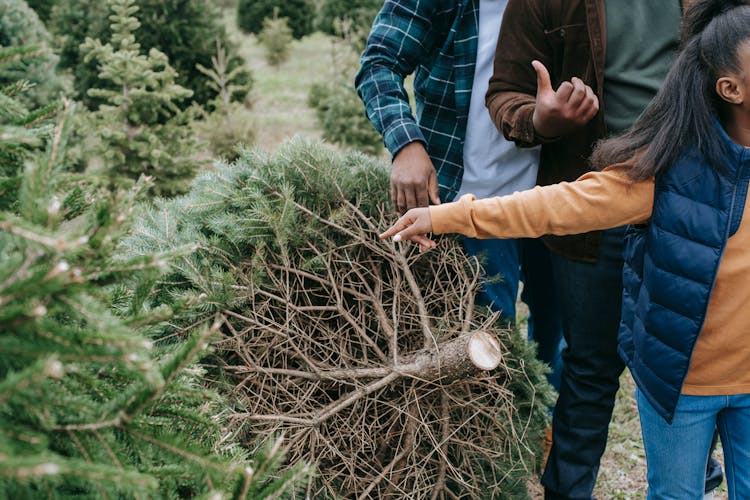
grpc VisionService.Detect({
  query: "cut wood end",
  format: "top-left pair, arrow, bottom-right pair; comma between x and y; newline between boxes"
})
468,330 -> 502,371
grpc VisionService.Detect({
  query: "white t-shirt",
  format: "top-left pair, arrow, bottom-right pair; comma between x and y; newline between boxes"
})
458,0 -> 540,199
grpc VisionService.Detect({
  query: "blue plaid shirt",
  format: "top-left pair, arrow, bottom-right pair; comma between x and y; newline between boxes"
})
355,0 -> 478,202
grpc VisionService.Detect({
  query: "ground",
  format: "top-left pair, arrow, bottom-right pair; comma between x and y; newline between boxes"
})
232,21 -> 729,500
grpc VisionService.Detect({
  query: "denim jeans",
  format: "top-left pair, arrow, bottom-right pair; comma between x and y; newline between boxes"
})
637,389 -> 750,500
542,227 -> 626,500
520,237 -> 565,392
462,237 -> 564,390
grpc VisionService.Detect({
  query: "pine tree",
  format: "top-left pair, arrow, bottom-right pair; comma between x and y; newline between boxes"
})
236,0 -> 313,39
0,44 -> 58,210
195,40 -> 254,161
0,0 -> 68,107
79,0 -> 198,197
50,0 -> 251,108
306,26 -> 382,155
0,55 -> 311,497
258,10 -> 293,69
124,138 -> 553,498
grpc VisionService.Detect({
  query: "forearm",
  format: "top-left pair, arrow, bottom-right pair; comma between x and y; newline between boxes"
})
486,92 -> 543,147
429,168 -> 654,238
355,0 -> 447,156
355,65 -> 424,156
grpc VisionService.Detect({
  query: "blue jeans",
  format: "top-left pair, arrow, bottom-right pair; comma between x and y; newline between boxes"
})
542,227 -> 626,500
637,389 -> 750,500
462,237 -> 564,390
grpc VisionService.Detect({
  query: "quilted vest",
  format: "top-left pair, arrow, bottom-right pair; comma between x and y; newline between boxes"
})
619,121 -> 750,423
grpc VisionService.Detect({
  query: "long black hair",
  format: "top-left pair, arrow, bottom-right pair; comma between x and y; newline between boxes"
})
591,0 -> 750,180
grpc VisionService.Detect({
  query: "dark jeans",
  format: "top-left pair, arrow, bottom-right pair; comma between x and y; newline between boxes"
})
521,238 -> 565,392
463,237 -> 564,390
542,227 -> 626,500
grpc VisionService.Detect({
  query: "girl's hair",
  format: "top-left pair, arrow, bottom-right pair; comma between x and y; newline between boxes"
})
591,0 -> 750,180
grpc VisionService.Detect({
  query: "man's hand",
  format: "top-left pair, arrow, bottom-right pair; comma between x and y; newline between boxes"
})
531,60 -> 599,138
379,207 -> 436,252
391,142 -> 441,215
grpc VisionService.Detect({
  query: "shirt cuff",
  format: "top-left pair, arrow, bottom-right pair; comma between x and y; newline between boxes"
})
383,118 -> 427,158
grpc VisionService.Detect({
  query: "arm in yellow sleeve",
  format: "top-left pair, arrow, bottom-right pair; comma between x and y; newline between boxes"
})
429,167 -> 654,239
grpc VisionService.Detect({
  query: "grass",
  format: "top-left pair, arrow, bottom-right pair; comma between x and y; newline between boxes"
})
239,31 -> 328,150
230,17 -> 730,500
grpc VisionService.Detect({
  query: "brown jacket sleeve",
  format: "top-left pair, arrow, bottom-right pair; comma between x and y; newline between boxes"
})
485,0 -> 550,147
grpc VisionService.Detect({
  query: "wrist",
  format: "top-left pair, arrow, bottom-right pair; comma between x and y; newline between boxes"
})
532,112 -> 560,141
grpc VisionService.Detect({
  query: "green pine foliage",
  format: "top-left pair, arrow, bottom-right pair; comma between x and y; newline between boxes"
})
78,0 -> 198,197
315,0 -> 382,39
0,44 -> 58,210
236,0 -> 313,39
307,35 -> 382,155
258,12 -> 293,68
195,40 -> 254,161
0,64 -> 311,498
121,138 -> 553,497
49,0 -> 251,108
309,81 -> 383,155
0,0 -> 68,107
25,0 -> 56,22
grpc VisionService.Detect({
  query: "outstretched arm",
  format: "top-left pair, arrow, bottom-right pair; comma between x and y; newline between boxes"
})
381,167 -> 654,247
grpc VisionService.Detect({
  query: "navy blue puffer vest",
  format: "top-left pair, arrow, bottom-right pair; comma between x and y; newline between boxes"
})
619,121 -> 750,423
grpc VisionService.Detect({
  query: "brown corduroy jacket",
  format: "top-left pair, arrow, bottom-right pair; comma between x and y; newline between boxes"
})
485,0 -> 683,262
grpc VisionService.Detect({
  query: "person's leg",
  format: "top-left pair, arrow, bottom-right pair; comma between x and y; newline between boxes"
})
637,390 -> 719,500
461,237 -> 520,322
542,227 -> 626,500
520,238 -> 565,391
716,394 -> 750,499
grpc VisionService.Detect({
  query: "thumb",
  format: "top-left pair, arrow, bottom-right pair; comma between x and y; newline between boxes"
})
532,60 -> 553,96
428,170 -> 441,205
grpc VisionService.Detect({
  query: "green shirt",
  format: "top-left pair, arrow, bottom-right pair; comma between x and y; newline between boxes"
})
603,0 -> 681,134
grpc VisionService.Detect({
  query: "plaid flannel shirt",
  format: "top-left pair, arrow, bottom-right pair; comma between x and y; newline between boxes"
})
355,0 -> 478,202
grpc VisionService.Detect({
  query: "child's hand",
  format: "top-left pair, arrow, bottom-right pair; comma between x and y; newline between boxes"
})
379,207 -> 436,252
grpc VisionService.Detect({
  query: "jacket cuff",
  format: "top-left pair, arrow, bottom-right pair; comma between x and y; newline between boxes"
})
429,196 -> 476,237
519,105 -> 561,145
383,119 -> 427,158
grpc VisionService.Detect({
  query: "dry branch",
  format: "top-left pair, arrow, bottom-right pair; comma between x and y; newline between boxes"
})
163,143 -> 556,499
216,200 -> 546,498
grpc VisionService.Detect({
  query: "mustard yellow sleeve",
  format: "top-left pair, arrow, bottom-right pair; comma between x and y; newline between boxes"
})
429,168 -> 654,239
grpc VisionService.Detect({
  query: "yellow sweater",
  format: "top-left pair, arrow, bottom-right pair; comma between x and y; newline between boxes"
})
429,168 -> 750,395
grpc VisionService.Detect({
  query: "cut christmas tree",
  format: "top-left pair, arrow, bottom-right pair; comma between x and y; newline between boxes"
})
126,138 -> 554,499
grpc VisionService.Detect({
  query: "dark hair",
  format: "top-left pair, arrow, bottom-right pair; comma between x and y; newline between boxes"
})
591,0 -> 750,180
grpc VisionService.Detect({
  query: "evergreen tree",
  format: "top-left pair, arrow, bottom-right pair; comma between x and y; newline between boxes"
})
50,0 -> 251,108
79,0 -> 198,197
124,138 -> 553,498
195,40 -> 254,161
236,0 -> 313,39
0,44 -> 58,210
315,0 -> 382,44
306,28 -> 382,155
25,0 -> 56,22
0,53 -> 311,498
0,0 -> 68,107
258,11 -> 293,69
